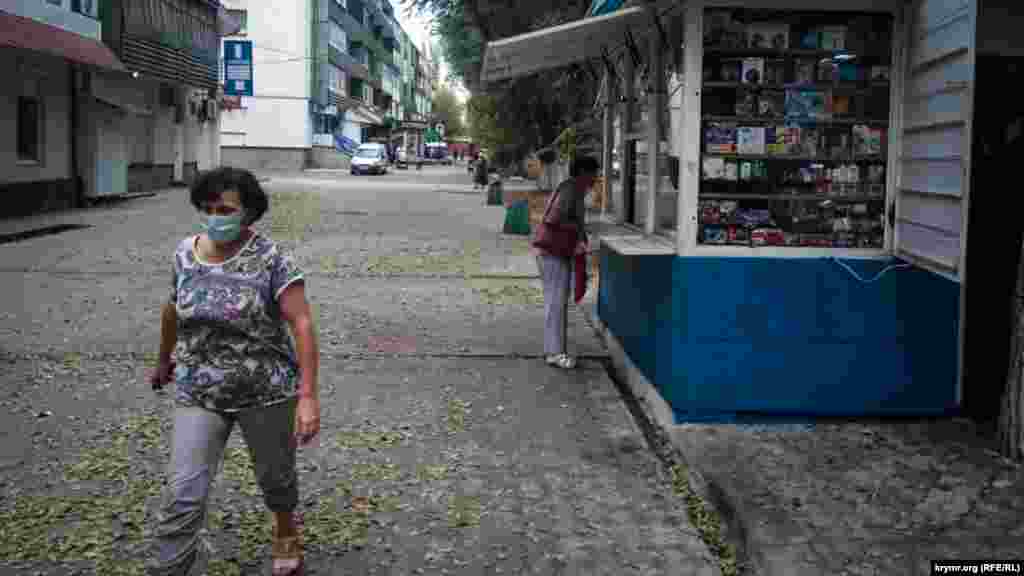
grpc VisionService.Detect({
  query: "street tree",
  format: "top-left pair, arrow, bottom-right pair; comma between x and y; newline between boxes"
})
431,85 -> 465,138
403,0 -> 600,166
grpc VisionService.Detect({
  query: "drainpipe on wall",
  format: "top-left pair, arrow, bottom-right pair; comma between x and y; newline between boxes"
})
70,65 -> 83,208
173,85 -> 186,184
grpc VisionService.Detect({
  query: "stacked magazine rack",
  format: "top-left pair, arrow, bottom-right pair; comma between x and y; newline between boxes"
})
699,9 -> 894,249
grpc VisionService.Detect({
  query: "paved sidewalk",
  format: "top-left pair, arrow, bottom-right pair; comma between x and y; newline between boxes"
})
1,172 -> 721,575
596,313 -> 1024,575
670,419 -> 1024,576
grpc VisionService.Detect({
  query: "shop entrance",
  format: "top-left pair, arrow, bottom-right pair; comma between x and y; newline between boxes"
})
963,12 -> 1024,428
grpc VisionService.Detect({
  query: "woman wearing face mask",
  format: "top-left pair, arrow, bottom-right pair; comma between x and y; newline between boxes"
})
148,167 -> 319,576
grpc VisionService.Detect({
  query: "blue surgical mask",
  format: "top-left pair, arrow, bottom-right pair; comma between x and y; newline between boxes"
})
200,212 -> 245,243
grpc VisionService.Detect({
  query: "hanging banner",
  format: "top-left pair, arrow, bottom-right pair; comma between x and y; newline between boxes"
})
335,134 -> 358,154
224,40 -> 253,97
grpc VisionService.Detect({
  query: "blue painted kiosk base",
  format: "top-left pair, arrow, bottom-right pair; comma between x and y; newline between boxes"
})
597,248 -> 961,423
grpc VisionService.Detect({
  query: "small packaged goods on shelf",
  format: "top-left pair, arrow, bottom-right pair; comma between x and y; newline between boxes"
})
747,22 -> 790,49
706,122 -> 738,154
737,127 -> 767,155
742,58 -> 765,85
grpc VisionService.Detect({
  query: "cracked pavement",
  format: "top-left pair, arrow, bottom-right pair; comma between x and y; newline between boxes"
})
0,167 -> 719,575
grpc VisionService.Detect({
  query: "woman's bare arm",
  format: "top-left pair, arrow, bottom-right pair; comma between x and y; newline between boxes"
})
158,302 -> 177,364
279,283 -> 319,400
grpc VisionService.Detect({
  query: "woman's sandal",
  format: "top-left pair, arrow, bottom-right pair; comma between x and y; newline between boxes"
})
271,516 -> 305,576
545,354 -> 577,370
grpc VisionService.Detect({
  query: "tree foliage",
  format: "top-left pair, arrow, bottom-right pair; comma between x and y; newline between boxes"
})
403,0 -> 601,166
431,85 -> 465,138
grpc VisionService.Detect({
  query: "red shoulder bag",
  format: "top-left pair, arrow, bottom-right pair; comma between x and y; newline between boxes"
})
531,187 -> 578,258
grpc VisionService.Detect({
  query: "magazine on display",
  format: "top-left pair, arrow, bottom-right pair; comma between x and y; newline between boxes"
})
703,156 -> 727,180
741,58 -> 765,85
706,122 -> 738,154
747,22 -> 790,50
737,127 -> 767,155
758,90 -> 786,118
736,88 -> 758,117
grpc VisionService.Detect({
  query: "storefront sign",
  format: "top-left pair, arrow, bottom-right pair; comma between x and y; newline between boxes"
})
224,40 -> 253,96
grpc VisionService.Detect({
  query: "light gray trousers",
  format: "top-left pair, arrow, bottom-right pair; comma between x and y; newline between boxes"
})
150,399 -> 298,576
538,254 -> 572,355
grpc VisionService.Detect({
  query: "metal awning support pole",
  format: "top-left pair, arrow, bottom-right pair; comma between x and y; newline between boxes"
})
645,7 -> 662,236
678,0 -> 702,256
602,70 -> 615,217
621,46 -> 634,225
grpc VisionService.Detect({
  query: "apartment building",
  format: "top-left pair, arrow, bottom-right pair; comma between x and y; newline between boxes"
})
219,0 -> 423,170
2,0 -> 221,218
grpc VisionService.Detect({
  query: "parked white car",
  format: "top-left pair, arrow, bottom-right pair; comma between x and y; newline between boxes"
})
350,143 -> 388,175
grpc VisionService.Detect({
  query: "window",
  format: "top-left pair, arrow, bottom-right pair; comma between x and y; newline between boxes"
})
330,21 -> 347,53
71,0 -> 98,18
696,9 -> 893,249
226,9 -> 247,35
17,96 -> 42,163
316,114 -> 339,135
327,65 -> 346,95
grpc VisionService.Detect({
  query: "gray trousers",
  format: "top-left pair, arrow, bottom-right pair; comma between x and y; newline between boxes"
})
538,254 -> 572,355
151,399 -> 298,576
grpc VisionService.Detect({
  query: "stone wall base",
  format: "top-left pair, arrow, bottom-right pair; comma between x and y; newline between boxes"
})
309,146 -> 351,169
221,147 -> 309,172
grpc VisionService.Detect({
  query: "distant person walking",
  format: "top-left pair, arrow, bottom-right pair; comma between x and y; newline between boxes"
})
473,154 -> 489,190
531,156 -> 599,370
148,167 -> 320,576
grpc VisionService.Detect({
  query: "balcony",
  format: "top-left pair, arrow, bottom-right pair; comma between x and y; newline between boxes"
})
374,90 -> 393,112
349,42 -> 369,66
115,0 -> 218,89
346,0 -> 366,26
374,11 -> 396,41
329,45 -> 369,81
13,0 -> 101,40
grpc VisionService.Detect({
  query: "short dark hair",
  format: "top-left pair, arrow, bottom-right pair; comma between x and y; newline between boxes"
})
189,167 -> 268,225
570,155 -> 600,178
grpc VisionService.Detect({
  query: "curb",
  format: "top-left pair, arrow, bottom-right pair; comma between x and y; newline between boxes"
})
589,310 -> 824,576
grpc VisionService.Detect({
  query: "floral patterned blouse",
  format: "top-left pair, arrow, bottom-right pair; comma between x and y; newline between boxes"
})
170,233 -> 304,412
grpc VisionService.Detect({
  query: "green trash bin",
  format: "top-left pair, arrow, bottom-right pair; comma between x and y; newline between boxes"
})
503,199 -> 531,235
486,180 -> 503,206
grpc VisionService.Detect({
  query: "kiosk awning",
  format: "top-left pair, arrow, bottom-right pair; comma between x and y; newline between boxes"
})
481,6 -> 649,83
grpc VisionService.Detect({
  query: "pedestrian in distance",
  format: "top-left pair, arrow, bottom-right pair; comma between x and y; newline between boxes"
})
148,167 -> 320,576
473,154 -> 489,190
531,155 -> 599,370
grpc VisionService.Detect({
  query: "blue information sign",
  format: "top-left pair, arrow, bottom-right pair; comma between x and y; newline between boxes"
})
223,40 -> 253,97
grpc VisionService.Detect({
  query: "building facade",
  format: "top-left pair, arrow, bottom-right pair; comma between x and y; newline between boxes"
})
218,0 -> 314,170
1,0 -> 222,219
99,0 -> 222,193
219,0 -> 424,169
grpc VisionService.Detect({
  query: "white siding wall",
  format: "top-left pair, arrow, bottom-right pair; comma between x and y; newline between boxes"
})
0,51 -> 70,184
220,97 -> 310,148
153,106 -> 178,166
220,0 -> 312,150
